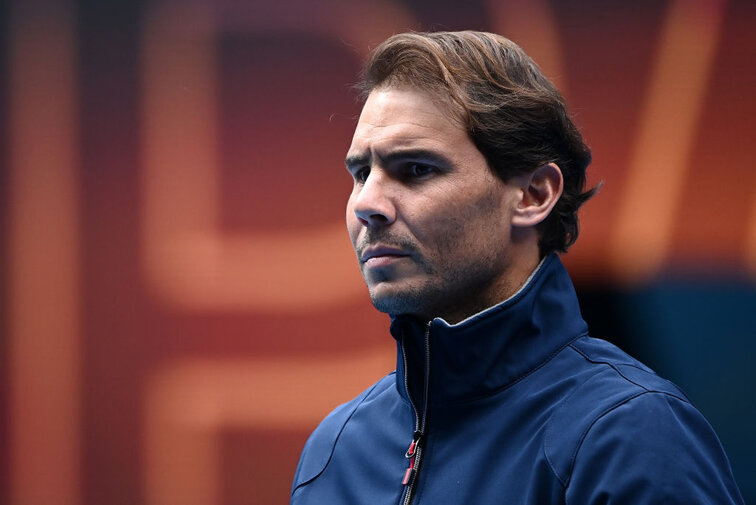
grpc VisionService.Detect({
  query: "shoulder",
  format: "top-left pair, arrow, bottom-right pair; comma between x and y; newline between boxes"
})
291,373 -> 396,492
546,337 -> 744,504
545,337 -> 688,484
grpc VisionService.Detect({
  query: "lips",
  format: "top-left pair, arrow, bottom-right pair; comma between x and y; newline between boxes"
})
360,245 -> 409,265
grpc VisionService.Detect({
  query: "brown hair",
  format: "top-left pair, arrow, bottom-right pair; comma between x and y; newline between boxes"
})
357,31 -> 597,255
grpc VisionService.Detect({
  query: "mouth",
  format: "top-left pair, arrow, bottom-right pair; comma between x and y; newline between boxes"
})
360,246 -> 410,267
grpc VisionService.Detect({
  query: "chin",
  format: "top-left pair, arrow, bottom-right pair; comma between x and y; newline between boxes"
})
367,283 -> 428,317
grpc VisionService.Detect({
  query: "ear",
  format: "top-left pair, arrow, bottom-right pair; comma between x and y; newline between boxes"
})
511,163 -> 564,228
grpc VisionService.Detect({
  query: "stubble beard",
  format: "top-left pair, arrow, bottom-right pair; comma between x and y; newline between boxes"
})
363,252 -> 436,317
358,183 -> 510,322
366,252 -> 508,323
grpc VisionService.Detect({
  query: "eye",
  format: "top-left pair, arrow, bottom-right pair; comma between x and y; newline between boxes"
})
353,167 -> 370,183
407,163 -> 436,178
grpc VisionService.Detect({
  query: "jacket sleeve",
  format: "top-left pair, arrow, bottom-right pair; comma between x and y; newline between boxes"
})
565,391 -> 744,505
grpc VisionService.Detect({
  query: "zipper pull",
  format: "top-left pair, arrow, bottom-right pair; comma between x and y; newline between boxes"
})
402,431 -> 422,485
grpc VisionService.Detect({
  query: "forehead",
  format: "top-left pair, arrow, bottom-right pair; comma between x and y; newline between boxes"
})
347,87 -> 468,157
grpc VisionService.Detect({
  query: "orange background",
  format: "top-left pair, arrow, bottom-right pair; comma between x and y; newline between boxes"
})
2,0 -> 755,504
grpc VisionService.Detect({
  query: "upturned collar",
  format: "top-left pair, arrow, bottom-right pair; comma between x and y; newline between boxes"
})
390,254 -> 589,407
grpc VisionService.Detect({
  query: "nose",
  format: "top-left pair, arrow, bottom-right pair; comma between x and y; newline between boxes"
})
351,170 -> 396,227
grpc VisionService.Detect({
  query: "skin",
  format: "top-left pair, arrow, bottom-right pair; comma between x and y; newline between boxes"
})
345,86 -> 562,324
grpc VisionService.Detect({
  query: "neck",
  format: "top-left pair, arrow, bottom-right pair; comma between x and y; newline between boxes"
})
438,241 -> 543,325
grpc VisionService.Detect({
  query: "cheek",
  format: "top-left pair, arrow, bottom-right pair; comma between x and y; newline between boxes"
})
345,200 -> 360,245
410,209 -> 470,259
418,189 -> 507,257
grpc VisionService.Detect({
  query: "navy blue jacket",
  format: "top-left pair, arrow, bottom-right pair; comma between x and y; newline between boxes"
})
291,255 -> 744,504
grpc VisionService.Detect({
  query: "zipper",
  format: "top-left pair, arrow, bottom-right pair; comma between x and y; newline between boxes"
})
401,321 -> 432,505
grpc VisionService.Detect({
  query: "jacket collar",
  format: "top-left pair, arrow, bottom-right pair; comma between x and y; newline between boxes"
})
390,254 -> 588,407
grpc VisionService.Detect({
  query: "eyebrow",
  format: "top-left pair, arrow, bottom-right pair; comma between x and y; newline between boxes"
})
345,149 -> 453,170
345,153 -> 369,171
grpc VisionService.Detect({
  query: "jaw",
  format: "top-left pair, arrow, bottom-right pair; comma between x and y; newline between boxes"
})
364,275 -> 432,317
364,255 -> 531,324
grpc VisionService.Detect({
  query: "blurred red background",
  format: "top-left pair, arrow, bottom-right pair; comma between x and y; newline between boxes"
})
2,0 -> 755,504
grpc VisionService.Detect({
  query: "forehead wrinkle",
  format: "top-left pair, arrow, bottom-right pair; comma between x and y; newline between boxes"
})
347,88 -> 471,168
358,114 -> 453,136
349,124 -> 437,156
353,121 -> 456,153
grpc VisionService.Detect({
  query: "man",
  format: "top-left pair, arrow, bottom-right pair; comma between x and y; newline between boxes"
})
291,31 -> 744,504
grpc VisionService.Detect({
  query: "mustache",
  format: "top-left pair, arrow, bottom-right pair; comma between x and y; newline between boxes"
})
355,230 -> 419,258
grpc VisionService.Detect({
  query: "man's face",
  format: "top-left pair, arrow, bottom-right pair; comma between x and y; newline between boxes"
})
345,86 -> 525,323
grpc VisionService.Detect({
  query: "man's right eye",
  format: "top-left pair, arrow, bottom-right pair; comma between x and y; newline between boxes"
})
354,167 -> 370,183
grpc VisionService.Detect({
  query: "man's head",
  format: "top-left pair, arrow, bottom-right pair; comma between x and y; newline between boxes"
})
345,31 -> 595,323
